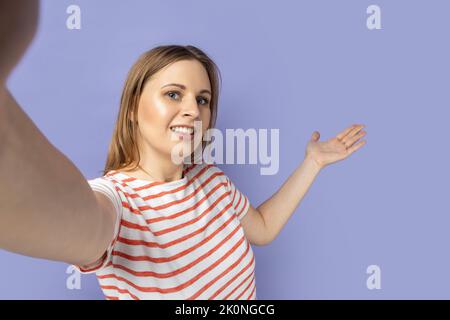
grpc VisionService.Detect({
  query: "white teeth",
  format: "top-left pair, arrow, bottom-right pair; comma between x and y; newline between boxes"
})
171,126 -> 194,134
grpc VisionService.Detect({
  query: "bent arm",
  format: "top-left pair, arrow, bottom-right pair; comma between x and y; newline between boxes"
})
257,157 -> 322,243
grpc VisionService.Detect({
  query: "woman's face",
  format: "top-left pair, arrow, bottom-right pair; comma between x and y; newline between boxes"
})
135,59 -> 212,163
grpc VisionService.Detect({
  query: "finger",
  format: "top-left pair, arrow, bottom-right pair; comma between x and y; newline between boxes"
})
336,125 -> 357,141
346,124 -> 365,139
311,131 -> 320,142
346,139 -> 366,155
344,130 -> 366,148
341,124 -> 365,144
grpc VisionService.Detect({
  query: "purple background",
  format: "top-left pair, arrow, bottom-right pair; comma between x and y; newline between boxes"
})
1,0 -> 449,299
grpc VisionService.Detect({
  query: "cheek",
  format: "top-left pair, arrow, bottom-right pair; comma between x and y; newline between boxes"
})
152,98 -> 171,118
202,109 -> 211,130
139,96 -> 172,126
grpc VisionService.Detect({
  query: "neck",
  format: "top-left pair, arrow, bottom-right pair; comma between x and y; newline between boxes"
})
137,144 -> 185,183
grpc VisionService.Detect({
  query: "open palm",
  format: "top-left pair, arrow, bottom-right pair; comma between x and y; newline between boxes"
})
306,124 -> 367,169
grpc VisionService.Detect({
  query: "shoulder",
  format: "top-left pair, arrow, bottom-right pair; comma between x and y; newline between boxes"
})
189,162 -> 228,181
87,175 -> 119,191
87,174 -> 124,203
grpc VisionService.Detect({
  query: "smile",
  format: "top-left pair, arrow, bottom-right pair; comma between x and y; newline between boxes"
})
170,126 -> 194,135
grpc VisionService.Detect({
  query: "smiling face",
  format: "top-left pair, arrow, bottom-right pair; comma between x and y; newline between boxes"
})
135,59 -> 212,164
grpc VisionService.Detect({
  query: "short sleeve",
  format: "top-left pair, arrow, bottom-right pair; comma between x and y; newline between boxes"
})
72,177 -> 123,274
225,175 -> 250,221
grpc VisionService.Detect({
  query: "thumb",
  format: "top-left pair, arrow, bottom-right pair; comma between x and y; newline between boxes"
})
311,131 -> 320,142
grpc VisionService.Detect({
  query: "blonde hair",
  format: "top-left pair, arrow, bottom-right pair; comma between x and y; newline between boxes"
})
102,45 -> 221,176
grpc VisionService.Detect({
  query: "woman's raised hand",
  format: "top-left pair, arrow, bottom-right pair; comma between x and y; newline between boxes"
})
305,124 -> 367,169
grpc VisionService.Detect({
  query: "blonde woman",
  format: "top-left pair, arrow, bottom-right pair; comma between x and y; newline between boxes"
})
0,1 -> 367,300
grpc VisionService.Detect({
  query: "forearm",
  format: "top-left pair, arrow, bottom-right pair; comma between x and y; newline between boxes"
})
257,156 -> 322,243
0,88 -> 106,265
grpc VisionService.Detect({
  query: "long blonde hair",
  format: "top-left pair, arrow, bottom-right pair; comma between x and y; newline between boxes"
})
102,45 -> 221,176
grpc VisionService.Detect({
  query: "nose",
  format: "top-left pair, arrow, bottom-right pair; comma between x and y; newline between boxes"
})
181,96 -> 200,119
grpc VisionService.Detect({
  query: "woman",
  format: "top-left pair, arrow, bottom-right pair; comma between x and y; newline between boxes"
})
0,1 -> 366,300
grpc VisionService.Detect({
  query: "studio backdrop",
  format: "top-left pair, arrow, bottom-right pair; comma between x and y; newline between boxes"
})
1,0 -> 449,299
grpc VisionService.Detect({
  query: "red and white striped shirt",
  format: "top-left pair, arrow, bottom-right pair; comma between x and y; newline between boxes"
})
74,162 -> 256,300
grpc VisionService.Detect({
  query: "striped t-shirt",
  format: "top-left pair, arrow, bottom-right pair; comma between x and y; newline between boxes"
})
73,162 -> 256,300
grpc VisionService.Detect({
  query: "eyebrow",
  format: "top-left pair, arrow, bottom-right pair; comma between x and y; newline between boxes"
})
161,83 -> 211,96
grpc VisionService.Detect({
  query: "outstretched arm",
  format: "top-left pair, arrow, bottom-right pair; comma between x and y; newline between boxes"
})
0,0 -> 116,267
240,124 -> 367,245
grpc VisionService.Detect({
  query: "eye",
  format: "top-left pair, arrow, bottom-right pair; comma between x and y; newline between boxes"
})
166,91 -> 181,100
197,96 -> 210,106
